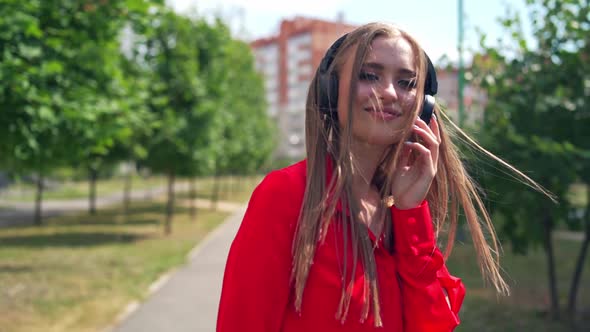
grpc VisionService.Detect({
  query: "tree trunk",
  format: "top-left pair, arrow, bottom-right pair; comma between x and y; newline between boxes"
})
211,169 -> 220,211
222,175 -> 228,200
143,174 -> 152,201
236,175 -> 242,193
567,185 -> 590,317
34,174 -> 44,226
123,167 -> 132,216
139,167 -> 153,202
189,177 -> 197,221
229,175 -> 235,199
165,171 -> 175,235
89,167 -> 98,215
542,212 -> 560,319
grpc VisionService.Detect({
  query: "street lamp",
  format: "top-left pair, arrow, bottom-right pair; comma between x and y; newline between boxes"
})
458,0 -> 465,127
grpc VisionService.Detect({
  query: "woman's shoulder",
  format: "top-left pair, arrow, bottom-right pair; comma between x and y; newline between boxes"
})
243,160 -> 307,232
256,159 -> 307,195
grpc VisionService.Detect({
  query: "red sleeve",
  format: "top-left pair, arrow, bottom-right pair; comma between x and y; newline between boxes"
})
391,201 -> 466,332
216,170 -> 301,332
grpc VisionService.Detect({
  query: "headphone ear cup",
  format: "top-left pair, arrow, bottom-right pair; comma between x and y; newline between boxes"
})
318,72 -> 339,116
420,95 -> 435,124
318,73 -> 329,112
327,73 -> 339,111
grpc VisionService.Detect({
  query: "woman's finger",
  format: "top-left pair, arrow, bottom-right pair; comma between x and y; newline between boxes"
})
430,113 -> 441,144
413,117 -> 440,166
403,141 -> 433,166
427,114 -> 441,166
394,141 -> 413,173
414,118 -> 437,143
411,125 -> 439,149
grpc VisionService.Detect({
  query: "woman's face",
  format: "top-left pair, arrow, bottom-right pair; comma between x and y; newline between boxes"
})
337,35 -> 418,146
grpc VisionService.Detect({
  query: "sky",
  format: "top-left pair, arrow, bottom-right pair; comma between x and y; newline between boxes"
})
168,0 -> 532,64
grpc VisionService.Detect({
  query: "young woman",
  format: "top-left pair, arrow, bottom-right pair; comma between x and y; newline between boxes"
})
217,22 -> 543,331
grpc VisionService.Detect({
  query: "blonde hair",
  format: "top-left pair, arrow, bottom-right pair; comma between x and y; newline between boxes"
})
290,22 -> 552,327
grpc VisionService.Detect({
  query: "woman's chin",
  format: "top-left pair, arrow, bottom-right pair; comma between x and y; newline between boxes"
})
354,133 -> 403,148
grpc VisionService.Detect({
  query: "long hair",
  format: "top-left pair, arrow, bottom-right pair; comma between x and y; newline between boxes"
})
290,22 -> 552,327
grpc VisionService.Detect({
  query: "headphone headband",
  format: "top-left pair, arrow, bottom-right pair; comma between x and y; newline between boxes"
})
319,34 -> 348,74
424,53 -> 438,96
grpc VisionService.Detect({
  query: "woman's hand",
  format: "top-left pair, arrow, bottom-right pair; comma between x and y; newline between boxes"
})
390,115 -> 441,210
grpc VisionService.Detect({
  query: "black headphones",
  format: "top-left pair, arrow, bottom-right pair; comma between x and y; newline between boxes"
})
317,33 -> 438,124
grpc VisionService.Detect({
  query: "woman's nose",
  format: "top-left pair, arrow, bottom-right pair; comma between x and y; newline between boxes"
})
379,81 -> 398,103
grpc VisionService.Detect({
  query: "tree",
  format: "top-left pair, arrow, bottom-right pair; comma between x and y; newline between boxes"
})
141,8 -> 215,234
0,0 -> 158,221
471,0 -> 589,320
195,18 -> 276,209
0,0 -> 139,223
65,0 -> 155,215
67,36 -> 141,216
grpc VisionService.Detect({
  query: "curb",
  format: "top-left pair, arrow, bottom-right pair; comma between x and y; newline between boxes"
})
102,206 -> 245,332
100,268 -> 175,332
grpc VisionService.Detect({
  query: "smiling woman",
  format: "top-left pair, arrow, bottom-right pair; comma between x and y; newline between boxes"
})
336,35 -> 420,146
216,21 -> 547,332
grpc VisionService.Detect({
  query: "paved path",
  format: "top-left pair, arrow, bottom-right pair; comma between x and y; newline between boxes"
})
107,205 -> 245,332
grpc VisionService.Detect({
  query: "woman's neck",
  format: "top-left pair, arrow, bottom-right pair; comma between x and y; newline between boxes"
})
347,140 -> 391,236
349,140 -> 387,197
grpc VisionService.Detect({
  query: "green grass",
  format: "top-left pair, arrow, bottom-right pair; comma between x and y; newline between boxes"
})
447,237 -> 590,331
568,183 -> 588,208
0,175 -> 166,202
0,175 -> 264,204
0,173 -> 264,332
0,201 -> 232,332
174,175 -> 264,204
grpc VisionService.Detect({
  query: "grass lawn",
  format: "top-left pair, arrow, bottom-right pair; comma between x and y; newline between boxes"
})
0,174 -> 263,204
0,201 -> 232,332
0,176 -> 166,202
568,183 -> 588,208
447,237 -> 590,332
174,175 -> 264,204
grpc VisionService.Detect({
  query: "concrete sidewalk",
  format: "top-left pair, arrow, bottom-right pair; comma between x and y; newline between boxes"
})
107,205 -> 246,332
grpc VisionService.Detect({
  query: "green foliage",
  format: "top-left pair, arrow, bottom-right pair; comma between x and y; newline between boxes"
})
0,0 -> 274,180
139,7 -> 210,176
139,9 -> 275,177
0,0 -> 155,176
471,0 -> 589,252
211,36 -> 277,176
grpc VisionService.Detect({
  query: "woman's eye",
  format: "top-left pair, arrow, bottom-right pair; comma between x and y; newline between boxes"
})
359,72 -> 379,82
398,79 -> 417,89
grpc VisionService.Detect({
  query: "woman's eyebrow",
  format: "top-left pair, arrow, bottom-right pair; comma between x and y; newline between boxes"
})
397,68 -> 417,77
362,62 -> 416,76
362,62 -> 385,70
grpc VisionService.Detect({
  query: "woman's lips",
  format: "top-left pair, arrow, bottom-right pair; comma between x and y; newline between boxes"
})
364,107 -> 401,120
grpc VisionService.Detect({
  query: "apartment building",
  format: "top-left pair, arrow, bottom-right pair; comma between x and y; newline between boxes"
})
436,69 -> 487,124
251,16 -> 357,159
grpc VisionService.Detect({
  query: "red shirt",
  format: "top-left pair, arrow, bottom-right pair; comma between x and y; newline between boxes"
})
217,160 -> 465,331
